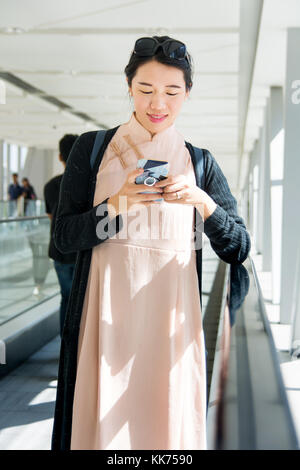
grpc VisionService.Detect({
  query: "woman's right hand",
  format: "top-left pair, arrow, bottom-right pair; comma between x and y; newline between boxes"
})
107,169 -> 164,216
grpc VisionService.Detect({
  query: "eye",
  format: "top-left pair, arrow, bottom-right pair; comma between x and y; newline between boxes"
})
139,90 -> 178,96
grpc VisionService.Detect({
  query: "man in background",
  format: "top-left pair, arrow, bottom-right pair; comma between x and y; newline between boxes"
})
44,134 -> 79,337
8,173 -> 23,216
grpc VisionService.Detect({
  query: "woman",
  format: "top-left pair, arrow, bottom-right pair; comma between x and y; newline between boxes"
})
51,36 -> 250,450
21,177 -> 37,216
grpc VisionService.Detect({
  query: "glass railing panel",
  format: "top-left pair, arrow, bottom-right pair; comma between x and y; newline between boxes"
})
0,215 -> 59,326
0,200 -> 46,219
207,257 -> 299,450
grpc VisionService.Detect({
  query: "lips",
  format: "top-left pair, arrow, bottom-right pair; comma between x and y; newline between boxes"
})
147,114 -> 168,123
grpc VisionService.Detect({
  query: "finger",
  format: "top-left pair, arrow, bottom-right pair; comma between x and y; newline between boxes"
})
163,183 -> 186,193
136,192 -> 164,202
127,168 -> 145,183
154,175 -> 174,187
129,182 -> 164,194
162,192 -> 177,201
155,175 -> 181,187
154,178 -> 169,188
162,190 -> 185,201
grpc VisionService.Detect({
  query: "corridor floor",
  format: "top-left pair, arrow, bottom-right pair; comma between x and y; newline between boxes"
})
0,335 -> 60,450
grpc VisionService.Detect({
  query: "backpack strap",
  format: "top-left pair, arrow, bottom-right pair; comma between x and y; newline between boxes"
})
90,130 -> 107,170
185,141 -> 206,190
185,141 -> 206,310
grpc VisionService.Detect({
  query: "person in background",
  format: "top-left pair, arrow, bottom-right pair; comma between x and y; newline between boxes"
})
44,134 -> 79,337
21,177 -> 37,215
7,173 -> 23,216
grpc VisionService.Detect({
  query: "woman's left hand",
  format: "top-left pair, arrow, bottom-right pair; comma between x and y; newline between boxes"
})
154,174 -> 217,221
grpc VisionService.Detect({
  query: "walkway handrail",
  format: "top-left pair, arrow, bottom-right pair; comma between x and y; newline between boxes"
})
0,215 -> 49,223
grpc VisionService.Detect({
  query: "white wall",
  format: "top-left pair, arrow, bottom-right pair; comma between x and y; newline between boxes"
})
21,148 -> 62,200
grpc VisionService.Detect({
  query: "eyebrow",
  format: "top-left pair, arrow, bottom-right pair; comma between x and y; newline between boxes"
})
137,81 -> 182,89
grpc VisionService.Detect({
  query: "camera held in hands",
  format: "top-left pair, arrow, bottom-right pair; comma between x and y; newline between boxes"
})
135,159 -> 169,201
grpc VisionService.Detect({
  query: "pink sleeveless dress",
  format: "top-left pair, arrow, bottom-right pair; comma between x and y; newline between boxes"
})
70,112 -> 207,450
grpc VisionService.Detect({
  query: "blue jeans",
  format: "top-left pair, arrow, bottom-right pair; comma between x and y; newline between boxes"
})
54,261 -> 75,337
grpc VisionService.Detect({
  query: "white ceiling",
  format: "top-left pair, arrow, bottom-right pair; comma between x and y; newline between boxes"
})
0,0 -> 299,193
240,0 -> 300,190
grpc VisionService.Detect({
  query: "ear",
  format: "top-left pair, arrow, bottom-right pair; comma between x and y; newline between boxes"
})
126,77 -> 131,96
184,90 -> 190,101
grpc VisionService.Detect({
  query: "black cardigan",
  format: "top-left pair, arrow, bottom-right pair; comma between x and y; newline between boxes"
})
54,130 -> 250,263
51,127 -> 251,450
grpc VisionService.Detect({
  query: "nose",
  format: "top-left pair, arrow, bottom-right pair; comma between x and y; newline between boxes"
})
150,94 -> 167,112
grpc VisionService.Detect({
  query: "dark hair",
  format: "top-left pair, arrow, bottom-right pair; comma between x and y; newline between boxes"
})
59,134 -> 79,163
124,36 -> 193,92
12,173 -> 18,177
22,177 -> 28,182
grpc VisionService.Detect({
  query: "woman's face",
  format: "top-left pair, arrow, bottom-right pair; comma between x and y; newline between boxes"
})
128,60 -> 189,135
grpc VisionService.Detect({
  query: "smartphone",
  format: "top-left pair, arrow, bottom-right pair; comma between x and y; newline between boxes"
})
135,159 -> 169,202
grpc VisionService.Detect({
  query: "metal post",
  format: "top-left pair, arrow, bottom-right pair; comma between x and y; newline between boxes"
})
290,240 -> 300,356
18,145 -> 21,174
258,104 -> 272,271
257,126 -> 264,255
7,143 -> 11,195
251,138 -> 260,254
0,140 -> 3,200
269,87 -> 284,305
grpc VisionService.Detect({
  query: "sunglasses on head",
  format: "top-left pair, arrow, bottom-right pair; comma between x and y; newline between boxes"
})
133,37 -> 191,67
